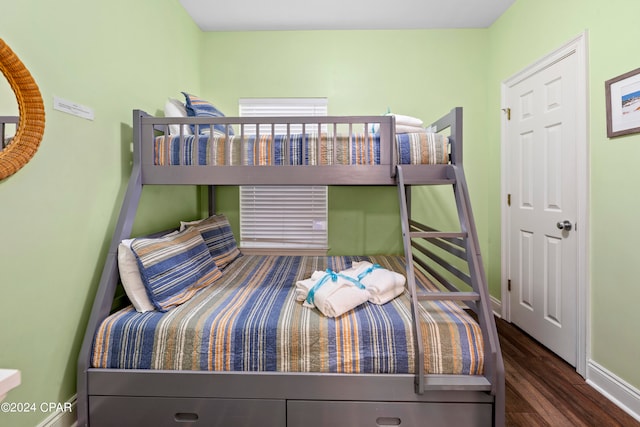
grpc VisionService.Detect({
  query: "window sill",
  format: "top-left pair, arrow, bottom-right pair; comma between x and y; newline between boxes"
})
240,248 -> 329,257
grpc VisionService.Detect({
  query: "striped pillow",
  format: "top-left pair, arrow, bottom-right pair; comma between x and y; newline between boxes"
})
395,132 -> 449,165
180,214 -> 241,270
131,228 -> 222,311
182,92 -> 234,136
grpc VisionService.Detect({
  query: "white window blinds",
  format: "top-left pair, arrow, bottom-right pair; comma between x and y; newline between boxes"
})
239,98 -> 328,127
240,185 -> 328,251
238,98 -> 328,253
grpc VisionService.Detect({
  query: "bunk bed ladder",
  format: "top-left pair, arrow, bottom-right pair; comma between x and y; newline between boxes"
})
396,165 -> 504,418
397,165 -> 496,376
399,165 -> 483,394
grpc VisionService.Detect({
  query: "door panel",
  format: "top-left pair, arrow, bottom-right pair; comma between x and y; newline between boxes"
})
507,52 -> 578,366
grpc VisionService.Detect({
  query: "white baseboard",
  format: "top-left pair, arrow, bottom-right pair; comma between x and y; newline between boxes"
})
587,360 -> 640,422
491,295 -> 502,318
36,394 -> 77,427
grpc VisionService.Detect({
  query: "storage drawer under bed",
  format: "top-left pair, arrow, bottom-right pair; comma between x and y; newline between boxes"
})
287,400 -> 493,427
88,396 -> 493,426
88,396 -> 285,427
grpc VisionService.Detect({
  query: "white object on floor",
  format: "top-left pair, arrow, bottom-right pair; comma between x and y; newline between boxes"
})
0,369 -> 21,402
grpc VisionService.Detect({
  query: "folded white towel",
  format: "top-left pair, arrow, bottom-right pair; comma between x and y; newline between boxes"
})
296,270 -> 369,318
342,261 -> 406,305
395,124 -> 427,134
296,262 -> 406,316
295,270 -> 327,302
307,280 -> 370,318
372,114 -> 424,134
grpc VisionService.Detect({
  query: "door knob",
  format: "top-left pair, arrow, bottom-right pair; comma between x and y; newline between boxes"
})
556,220 -> 572,231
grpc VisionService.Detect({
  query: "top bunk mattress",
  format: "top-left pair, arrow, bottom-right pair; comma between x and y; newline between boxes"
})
92,254 -> 484,375
153,132 -> 449,166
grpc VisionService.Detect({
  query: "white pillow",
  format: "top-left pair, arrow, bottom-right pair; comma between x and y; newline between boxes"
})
118,239 -> 155,312
389,113 -> 424,127
163,98 -> 192,136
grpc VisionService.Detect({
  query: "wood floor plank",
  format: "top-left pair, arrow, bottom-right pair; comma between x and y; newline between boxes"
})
503,354 -> 578,425
497,317 -> 640,427
506,412 -> 550,427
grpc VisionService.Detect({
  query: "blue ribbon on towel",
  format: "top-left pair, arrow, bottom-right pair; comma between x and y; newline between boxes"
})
306,269 -> 337,305
305,268 -> 365,305
357,263 -> 382,281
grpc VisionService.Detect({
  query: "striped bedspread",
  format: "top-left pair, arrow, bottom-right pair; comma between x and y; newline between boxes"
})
92,255 -> 483,375
153,133 -> 449,166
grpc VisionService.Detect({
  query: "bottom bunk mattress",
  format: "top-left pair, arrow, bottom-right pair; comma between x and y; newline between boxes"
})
92,255 -> 484,375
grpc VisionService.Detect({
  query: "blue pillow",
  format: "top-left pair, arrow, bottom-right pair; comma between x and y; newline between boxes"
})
182,92 -> 234,136
180,214 -> 242,270
131,228 -> 222,311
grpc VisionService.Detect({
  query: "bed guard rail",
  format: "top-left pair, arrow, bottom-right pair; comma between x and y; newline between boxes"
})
140,112 -> 399,176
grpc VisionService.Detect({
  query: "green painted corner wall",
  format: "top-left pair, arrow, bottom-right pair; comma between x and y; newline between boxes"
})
0,1 -> 202,426
200,29 -> 491,257
488,0 -> 640,390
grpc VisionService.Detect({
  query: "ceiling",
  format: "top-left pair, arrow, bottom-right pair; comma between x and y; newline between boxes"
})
178,0 -> 516,32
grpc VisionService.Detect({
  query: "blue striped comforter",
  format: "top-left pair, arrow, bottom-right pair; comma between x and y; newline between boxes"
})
153,133 -> 449,166
92,255 -> 483,375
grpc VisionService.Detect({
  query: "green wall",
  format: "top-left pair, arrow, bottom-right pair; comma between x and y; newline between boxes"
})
2,1 -> 639,425
200,30 -> 491,256
0,1 -> 202,426
488,0 -> 640,390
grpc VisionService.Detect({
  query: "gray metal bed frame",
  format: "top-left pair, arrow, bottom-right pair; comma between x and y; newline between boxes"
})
77,107 -> 504,426
0,115 -> 18,149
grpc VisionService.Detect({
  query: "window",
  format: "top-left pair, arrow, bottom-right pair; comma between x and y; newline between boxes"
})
238,98 -> 328,254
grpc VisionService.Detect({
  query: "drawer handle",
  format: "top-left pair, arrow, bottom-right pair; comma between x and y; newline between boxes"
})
376,417 -> 401,426
174,412 -> 199,423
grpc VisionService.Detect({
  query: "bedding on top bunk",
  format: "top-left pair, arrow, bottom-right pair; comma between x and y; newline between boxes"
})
92,254 -> 484,375
159,93 -> 448,166
153,132 -> 449,166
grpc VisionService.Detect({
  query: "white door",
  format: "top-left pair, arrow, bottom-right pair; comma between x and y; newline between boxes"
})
504,49 -> 581,366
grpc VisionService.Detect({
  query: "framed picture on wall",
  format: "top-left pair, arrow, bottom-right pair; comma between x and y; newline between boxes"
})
606,67 -> 640,138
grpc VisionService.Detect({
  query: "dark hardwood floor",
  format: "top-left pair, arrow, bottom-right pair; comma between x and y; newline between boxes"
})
497,317 -> 639,426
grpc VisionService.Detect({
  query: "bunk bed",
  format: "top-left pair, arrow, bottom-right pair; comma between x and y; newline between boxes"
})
77,107 -> 505,426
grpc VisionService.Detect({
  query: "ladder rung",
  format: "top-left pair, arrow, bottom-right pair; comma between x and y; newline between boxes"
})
416,291 -> 480,302
409,231 -> 467,239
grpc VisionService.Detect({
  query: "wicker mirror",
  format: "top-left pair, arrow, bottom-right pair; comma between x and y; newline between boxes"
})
0,38 -> 45,180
